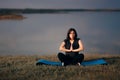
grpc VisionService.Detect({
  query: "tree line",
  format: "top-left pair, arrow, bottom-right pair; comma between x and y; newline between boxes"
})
0,8 -> 120,14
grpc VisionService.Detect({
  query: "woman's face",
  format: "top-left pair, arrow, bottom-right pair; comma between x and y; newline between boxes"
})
69,31 -> 75,40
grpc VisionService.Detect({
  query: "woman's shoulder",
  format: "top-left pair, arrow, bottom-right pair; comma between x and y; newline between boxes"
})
76,38 -> 81,41
64,39 -> 69,42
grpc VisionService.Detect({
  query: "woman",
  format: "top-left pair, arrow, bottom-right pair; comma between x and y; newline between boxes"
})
58,28 -> 84,66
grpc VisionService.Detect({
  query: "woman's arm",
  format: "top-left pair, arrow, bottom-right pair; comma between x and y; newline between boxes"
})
72,40 -> 84,52
59,41 -> 71,52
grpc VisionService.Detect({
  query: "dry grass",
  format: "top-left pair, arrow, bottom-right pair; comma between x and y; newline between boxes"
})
0,53 -> 120,80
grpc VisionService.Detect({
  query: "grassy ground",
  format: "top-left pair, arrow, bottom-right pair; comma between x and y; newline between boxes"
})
0,53 -> 120,80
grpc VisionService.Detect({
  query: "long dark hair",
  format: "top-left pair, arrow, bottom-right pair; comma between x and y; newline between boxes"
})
66,28 -> 78,40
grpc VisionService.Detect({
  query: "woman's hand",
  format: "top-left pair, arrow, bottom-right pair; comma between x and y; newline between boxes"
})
70,43 -> 73,52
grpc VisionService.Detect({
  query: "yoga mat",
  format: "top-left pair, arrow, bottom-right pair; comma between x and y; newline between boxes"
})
36,58 -> 107,66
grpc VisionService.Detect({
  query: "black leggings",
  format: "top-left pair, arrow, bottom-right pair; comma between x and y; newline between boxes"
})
58,52 -> 84,66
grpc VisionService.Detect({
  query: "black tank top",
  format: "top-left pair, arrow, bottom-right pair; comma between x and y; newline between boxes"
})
64,38 -> 80,55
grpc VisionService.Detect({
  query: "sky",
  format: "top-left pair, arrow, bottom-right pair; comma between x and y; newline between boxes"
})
0,0 -> 120,9
0,0 -> 120,55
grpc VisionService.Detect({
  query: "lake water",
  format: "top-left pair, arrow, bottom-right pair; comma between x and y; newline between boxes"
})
0,12 -> 120,55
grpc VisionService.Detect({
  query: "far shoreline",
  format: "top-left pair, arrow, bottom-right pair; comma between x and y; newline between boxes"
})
0,14 -> 26,20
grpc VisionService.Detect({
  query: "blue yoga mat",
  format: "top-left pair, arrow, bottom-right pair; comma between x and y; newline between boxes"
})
36,58 -> 107,66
